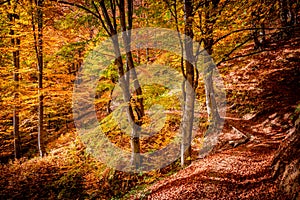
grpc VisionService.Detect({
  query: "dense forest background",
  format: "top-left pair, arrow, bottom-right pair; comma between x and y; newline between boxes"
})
0,0 -> 299,199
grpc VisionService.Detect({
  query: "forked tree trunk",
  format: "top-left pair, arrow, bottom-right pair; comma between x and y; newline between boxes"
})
111,36 -> 141,169
118,0 -> 143,169
119,0 -> 145,121
57,0 -> 145,169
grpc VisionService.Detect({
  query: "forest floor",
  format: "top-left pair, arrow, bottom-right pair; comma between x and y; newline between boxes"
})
132,30 -> 300,199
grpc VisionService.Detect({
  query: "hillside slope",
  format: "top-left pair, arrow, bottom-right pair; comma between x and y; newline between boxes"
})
134,30 -> 300,199
0,29 -> 299,200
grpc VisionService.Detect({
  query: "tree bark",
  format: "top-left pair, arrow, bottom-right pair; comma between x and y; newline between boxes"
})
56,0 -> 145,169
105,0 -> 143,169
181,0 -> 195,167
32,0 -> 44,157
119,0 -> 145,121
9,1 -> 22,159
37,0 -> 44,157
111,36 -> 141,169
202,0 -> 221,125
204,63 -> 220,125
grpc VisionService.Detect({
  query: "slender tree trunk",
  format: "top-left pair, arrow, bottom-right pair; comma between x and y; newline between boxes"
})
124,47 -> 143,169
202,0 -> 221,126
204,64 -> 220,125
13,36 -> 21,159
100,0 -> 142,168
119,0 -> 145,120
203,47 -> 220,124
37,0 -> 44,157
9,2 -> 22,159
181,0 -> 195,167
118,0 -> 143,168
203,44 -> 220,124
57,0 -> 144,169
194,0 -> 221,158
111,34 -> 141,169
32,0 -> 44,157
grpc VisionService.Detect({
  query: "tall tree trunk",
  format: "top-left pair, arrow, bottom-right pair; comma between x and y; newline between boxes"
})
118,0 -> 144,168
37,0 -> 44,157
57,0 -> 145,169
194,0 -> 221,158
119,0 -> 145,120
32,0 -> 44,157
203,44 -> 220,125
100,0 -> 143,168
123,36 -> 143,169
111,36 -> 141,169
202,0 -> 221,127
181,0 -> 195,167
204,65 -> 220,125
9,0 -> 22,159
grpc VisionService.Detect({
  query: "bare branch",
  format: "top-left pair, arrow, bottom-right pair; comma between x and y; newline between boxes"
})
91,0 -> 110,35
195,26 -> 295,59
127,0 -> 133,30
51,0 -> 99,20
99,0 -> 116,35
193,1 -> 205,13
0,0 -> 9,5
213,27 -> 289,46
222,37 -> 252,60
163,0 -> 186,79
163,0 -> 176,19
216,47 -> 276,66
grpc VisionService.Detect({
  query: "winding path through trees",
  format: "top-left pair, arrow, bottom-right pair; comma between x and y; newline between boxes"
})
137,28 -> 300,200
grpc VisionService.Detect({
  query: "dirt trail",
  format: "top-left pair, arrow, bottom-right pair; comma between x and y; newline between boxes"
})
140,31 -> 300,199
